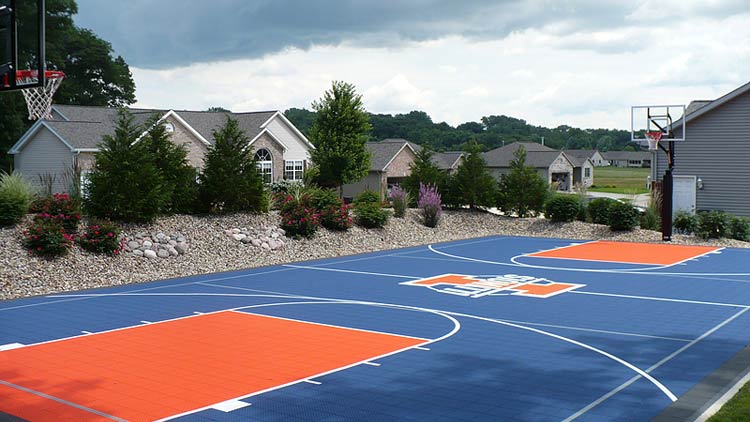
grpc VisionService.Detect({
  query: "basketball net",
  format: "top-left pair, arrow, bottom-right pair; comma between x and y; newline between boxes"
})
644,131 -> 663,151
16,70 -> 65,120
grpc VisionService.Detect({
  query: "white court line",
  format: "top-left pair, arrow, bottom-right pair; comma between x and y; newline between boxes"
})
0,343 -> 24,351
563,306 -> 750,421
282,264 -> 420,279
303,380 -> 322,385
415,346 -> 430,351
363,362 -> 381,366
570,291 -> 750,308
0,379 -> 126,421
497,319 -> 692,343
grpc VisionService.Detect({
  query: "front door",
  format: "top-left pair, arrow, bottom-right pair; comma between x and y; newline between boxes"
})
673,175 -> 696,215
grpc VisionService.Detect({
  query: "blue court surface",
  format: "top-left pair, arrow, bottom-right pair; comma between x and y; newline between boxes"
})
2,236 -> 750,421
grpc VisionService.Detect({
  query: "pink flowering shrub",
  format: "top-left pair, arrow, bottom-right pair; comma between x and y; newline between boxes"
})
78,221 -> 123,255
22,220 -> 74,257
389,185 -> 409,218
32,193 -> 81,233
418,183 -> 442,228
280,194 -> 320,238
321,204 -> 352,231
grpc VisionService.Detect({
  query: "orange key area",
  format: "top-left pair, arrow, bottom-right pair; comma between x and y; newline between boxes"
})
527,241 -> 720,265
0,311 -> 427,422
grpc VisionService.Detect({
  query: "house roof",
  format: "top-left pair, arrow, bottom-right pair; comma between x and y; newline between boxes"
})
563,150 -> 597,167
366,139 -> 417,171
431,151 -> 464,170
673,80 -> 750,130
601,151 -> 650,161
17,105 -> 281,152
482,142 -> 565,168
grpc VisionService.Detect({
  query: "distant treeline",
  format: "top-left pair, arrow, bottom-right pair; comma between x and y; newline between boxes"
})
285,108 -> 637,152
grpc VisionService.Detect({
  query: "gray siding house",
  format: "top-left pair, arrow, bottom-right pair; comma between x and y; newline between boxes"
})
342,139 -> 418,201
603,151 -> 651,167
653,80 -> 750,216
482,142 -> 576,191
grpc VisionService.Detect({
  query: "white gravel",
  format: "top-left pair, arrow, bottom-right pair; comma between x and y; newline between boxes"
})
1,210 -> 746,301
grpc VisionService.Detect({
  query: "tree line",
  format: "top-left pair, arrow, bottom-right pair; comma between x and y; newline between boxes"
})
285,108 -> 637,153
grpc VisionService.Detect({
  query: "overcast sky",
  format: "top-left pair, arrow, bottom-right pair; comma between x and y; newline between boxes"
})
74,0 -> 749,129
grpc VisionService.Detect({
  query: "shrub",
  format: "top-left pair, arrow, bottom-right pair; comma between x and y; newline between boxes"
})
270,180 -> 303,195
78,221 -> 123,255
544,195 -> 581,223
308,187 -> 341,213
497,146 -> 549,217
673,211 -> 698,234
450,142 -> 496,208
22,220 -> 73,257
320,204 -> 352,231
280,196 -> 320,238
697,210 -> 728,239
418,183 -> 442,228
32,193 -> 81,233
729,216 -> 750,241
390,186 -> 408,218
609,201 -> 639,231
577,200 -> 588,222
354,189 -> 380,205
355,202 -> 390,228
588,198 -> 618,225
0,171 -> 36,226
640,205 -> 661,231
403,147 -> 444,204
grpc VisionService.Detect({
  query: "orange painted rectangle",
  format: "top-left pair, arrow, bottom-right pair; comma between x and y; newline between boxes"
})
527,241 -> 720,265
0,311 -> 426,422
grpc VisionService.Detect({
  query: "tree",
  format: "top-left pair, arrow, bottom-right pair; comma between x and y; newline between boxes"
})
1,0 -> 136,172
141,115 -> 198,214
308,81 -> 372,192
497,146 -> 548,217
206,106 -> 231,112
403,146 -> 444,201
85,110 -> 167,223
449,142 -> 496,208
198,117 -> 266,213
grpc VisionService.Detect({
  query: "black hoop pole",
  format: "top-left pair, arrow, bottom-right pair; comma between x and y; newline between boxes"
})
661,140 -> 675,241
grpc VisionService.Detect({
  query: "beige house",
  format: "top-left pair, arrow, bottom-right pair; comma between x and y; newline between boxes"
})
9,105 -> 313,192
482,142 -> 578,191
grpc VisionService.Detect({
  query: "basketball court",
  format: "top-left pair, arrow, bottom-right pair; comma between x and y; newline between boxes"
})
2,236 -> 750,421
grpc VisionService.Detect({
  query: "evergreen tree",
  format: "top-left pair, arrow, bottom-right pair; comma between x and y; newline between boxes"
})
198,117 -> 266,213
141,115 -> 198,214
497,146 -> 548,217
309,81 -> 372,192
450,142 -> 496,209
403,146 -> 444,200
85,110 -> 167,223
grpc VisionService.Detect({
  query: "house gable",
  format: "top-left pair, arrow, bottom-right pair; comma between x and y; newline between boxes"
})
163,113 -> 211,169
383,143 -> 417,178
9,120 -> 75,154
13,125 -> 74,193
263,112 -> 313,161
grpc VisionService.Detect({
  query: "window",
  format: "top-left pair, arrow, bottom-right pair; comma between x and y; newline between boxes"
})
285,160 -> 304,181
164,122 -> 175,133
255,148 -> 273,184
584,168 -> 591,178
80,170 -> 92,198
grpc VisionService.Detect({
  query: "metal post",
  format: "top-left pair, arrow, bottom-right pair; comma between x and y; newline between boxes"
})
661,140 -> 675,241
37,0 -> 45,87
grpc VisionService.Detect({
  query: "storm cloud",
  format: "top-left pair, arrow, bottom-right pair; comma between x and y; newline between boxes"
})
73,0 -> 746,69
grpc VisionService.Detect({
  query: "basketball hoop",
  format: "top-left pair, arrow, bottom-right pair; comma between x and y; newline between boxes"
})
644,131 -> 663,151
16,70 -> 65,120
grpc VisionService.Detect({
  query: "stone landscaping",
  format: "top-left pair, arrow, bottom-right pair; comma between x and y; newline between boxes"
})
123,232 -> 189,259
224,226 -> 286,250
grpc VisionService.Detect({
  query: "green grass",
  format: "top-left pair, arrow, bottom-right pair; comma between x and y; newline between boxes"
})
589,166 -> 649,194
708,381 -> 750,421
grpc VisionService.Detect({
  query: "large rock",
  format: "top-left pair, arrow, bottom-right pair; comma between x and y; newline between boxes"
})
175,243 -> 188,254
250,239 -> 261,247
232,233 -> 246,241
144,250 -> 157,259
127,240 -> 140,250
132,249 -> 144,257
157,249 -> 170,258
261,242 -> 270,250
168,247 -> 179,256
268,239 -> 280,250
142,240 -> 153,248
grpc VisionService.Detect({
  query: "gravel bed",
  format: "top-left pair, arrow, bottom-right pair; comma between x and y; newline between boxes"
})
1,209 -> 747,301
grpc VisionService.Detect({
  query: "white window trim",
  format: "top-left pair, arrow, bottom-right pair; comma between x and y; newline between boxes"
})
255,148 -> 273,184
285,159 -> 304,181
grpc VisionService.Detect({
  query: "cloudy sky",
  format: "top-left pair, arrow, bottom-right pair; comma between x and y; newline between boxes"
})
74,0 -> 749,129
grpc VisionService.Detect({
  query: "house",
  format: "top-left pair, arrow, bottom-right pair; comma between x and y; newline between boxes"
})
565,149 -> 608,167
9,105 -> 314,192
431,151 -> 464,174
562,150 -> 595,188
482,142 -> 577,191
342,138 -> 418,201
602,151 -> 651,167
653,80 -> 750,216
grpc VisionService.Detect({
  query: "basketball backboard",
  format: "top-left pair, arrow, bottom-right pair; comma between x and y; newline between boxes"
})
0,0 -> 45,92
631,104 -> 686,143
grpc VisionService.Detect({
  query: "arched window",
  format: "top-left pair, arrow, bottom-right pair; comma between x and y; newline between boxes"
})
255,148 -> 273,184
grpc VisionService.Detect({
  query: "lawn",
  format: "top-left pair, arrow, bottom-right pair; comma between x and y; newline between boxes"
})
589,166 -> 650,194
709,381 -> 750,421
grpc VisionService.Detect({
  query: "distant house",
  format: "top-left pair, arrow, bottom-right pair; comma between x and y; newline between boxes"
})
9,105 -> 314,192
482,142 -> 576,191
562,150 -> 595,188
565,149 -> 608,167
342,138 -> 418,201
653,80 -> 750,216
431,151 -> 464,174
602,151 -> 651,168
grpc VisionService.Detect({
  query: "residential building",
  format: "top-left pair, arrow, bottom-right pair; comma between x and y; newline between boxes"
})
602,151 -> 651,168
482,142 -> 577,191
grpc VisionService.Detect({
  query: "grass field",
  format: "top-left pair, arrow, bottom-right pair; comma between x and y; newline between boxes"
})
708,381 -> 750,421
589,166 -> 650,194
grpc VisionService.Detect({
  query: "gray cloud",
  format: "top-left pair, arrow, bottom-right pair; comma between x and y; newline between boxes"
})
73,0 -> 747,69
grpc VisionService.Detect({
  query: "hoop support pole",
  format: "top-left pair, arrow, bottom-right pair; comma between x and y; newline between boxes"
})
661,140 -> 675,242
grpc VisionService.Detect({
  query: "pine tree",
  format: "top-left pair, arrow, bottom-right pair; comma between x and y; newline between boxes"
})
309,81 -> 372,192
85,109 -> 167,223
403,146 -> 445,200
497,146 -> 548,217
198,117 -> 266,213
449,142 -> 496,209
141,115 -> 198,214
